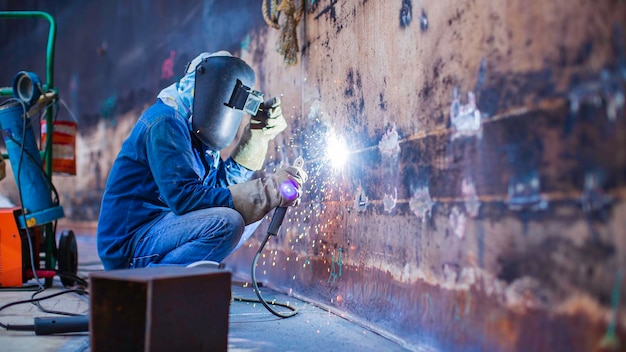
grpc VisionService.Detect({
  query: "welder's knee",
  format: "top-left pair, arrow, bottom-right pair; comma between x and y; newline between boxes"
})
220,207 -> 245,238
213,212 -> 243,262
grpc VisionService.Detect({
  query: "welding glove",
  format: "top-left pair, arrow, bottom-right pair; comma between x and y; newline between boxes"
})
232,97 -> 287,171
228,164 -> 307,225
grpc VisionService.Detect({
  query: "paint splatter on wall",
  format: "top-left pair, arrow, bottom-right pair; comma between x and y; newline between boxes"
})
450,89 -> 482,140
160,50 -> 176,80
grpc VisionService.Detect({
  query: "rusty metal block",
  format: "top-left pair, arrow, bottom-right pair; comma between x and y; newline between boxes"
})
90,267 -> 231,352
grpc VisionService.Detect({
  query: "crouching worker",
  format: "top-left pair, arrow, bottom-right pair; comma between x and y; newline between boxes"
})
96,51 -> 307,270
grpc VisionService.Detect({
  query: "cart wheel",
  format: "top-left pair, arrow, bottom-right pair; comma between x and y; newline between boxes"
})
58,230 -> 78,287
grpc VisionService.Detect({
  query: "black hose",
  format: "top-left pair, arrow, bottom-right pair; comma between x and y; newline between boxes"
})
250,207 -> 298,318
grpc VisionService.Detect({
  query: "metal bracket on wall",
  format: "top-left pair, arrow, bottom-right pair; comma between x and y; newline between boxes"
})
566,69 -> 625,134
580,170 -> 613,213
354,184 -> 369,213
506,170 -> 547,211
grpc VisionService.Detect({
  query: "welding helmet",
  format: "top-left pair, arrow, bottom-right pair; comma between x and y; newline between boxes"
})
191,53 -> 264,150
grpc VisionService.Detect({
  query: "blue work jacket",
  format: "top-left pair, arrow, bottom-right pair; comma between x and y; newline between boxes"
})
97,100 -> 253,270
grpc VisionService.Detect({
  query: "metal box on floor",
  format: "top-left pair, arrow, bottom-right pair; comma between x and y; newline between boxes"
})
90,266 -> 231,352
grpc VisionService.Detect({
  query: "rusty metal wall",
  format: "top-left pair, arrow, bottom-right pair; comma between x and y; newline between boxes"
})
227,1 -> 626,351
1,1 -> 625,351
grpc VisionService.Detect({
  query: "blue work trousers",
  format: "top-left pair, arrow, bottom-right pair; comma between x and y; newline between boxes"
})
129,207 -> 249,268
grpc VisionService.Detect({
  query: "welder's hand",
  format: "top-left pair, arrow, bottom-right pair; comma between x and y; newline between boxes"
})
250,97 -> 287,140
232,97 -> 287,171
273,163 -> 308,207
228,164 -> 308,225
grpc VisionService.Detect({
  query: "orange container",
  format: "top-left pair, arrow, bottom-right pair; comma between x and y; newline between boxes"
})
0,207 -> 23,287
41,120 -> 77,175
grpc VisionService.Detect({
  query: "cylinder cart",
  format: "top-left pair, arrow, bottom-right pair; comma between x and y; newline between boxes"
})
0,11 -> 78,288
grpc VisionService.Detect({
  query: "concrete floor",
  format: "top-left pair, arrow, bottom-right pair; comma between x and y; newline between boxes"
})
0,231 -> 410,352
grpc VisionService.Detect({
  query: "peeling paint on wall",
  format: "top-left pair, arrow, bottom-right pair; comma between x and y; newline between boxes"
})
379,124 -> 402,214
503,276 -> 551,312
461,178 -> 481,217
448,206 -> 467,239
308,99 -> 324,120
450,88 -> 482,140
378,124 -> 401,159
383,187 -> 398,213
409,185 -> 433,220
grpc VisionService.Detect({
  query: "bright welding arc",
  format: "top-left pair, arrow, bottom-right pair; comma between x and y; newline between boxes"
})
325,130 -> 348,170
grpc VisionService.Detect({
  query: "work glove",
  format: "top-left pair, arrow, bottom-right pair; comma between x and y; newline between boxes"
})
231,97 -> 287,171
228,162 -> 307,225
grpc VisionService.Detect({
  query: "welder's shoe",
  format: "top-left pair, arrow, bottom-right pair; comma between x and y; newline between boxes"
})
186,260 -> 233,304
186,260 -> 220,269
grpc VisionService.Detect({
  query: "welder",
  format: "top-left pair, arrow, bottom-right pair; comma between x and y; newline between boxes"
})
96,51 -> 307,270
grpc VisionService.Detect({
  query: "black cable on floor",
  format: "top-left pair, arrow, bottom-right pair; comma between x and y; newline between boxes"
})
55,271 -> 89,288
249,231 -> 298,318
30,286 -> 88,317
0,289 -> 86,331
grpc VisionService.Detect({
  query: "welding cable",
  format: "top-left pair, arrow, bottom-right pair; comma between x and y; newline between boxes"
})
30,286 -> 88,317
54,271 -> 89,288
0,288 -> 87,331
249,231 -> 298,318
0,284 -> 43,292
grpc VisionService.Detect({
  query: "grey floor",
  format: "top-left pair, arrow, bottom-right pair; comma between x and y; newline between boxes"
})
0,234 -> 409,352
